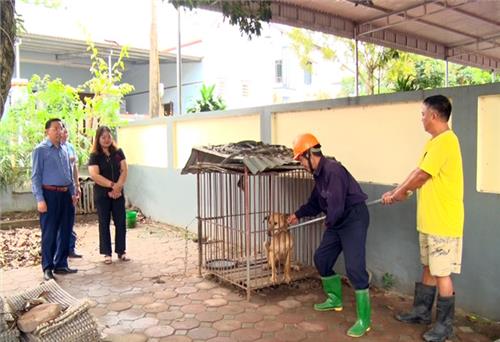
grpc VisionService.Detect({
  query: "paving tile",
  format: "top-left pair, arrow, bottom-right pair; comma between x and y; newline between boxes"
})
188,291 -> 213,301
187,327 -> 217,340
213,319 -> 242,331
156,310 -> 184,321
166,297 -> 192,306
256,304 -> 284,316
118,308 -> 146,321
131,317 -> 159,330
103,324 -> 133,335
159,336 -> 192,342
180,303 -> 206,314
206,337 -> 234,342
144,302 -> 169,313
275,312 -> 305,324
130,295 -> 156,305
103,333 -> 148,342
108,301 -> 134,312
195,281 -> 218,290
195,311 -> 224,322
144,325 -> 175,338
204,298 -> 228,307
100,314 -> 121,326
297,321 -> 328,333
171,318 -> 201,330
230,328 -> 263,341
176,286 -> 198,294
154,290 -> 178,299
217,305 -> 245,315
89,307 -> 109,317
254,319 -> 284,332
109,284 -> 134,293
277,298 -> 302,309
274,327 -> 307,341
235,311 -> 264,323
295,293 -> 320,303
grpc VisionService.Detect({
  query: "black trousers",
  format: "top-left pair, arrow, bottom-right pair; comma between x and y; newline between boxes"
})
95,193 -> 126,256
314,202 -> 370,290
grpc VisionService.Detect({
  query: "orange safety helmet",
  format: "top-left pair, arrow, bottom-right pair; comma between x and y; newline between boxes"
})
292,133 -> 320,160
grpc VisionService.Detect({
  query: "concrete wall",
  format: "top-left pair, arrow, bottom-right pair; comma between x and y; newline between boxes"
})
117,83 -> 500,319
0,186 -> 37,213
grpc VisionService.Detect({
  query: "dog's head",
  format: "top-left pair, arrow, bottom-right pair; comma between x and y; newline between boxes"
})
265,212 -> 289,234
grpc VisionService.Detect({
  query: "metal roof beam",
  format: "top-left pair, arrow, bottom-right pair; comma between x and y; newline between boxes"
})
349,0 -> 500,68
357,1 -> 468,38
358,0 -> 441,26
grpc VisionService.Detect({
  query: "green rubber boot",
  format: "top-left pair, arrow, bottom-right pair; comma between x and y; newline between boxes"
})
314,274 -> 343,311
347,289 -> 371,338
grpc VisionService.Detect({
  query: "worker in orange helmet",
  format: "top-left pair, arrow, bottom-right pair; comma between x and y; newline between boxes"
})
288,133 -> 371,338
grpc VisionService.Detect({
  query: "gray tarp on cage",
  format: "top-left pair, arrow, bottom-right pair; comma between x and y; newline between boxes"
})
181,140 -> 301,175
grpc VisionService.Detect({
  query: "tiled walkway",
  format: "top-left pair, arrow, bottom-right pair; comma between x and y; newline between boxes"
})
0,220 -> 492,342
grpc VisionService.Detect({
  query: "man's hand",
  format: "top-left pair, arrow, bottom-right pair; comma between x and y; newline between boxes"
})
72,195 -> 79,206
37,201 -> 47,213
287,214 -> 298,225
382,189 -> 412,205
381,190 -> 395,205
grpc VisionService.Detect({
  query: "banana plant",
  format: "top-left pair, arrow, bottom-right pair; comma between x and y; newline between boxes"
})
187,84 -> 226,113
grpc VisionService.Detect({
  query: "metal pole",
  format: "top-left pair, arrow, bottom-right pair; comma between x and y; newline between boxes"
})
244,168 -> 251,300
493,69 -> 496,83
15,39 -> 21,79
176,7 -> 182,115
108,50 -> 113,81
197,173 -> 202,277
445,59 -> 449,87
355,38 -> 359,97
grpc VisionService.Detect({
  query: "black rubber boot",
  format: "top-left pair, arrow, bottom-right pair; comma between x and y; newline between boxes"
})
395,282 -> 436,324
422,295 -> 455,342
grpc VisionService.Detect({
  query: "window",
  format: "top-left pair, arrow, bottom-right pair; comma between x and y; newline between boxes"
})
241,81 -> 249,97
304,61 -> 312,85
275,60 -> 283,83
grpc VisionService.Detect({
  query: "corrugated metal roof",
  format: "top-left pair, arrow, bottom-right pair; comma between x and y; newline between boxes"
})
19,33 -> 202,67
181,141 -> 302,175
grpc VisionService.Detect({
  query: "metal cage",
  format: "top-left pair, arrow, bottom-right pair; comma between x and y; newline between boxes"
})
196,168 -> 324,299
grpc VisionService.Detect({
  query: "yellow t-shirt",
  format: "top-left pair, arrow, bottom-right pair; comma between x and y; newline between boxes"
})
417,130 -> 464,237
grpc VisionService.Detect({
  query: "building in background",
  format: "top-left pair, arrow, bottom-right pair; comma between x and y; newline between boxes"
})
12,0 -> 347,116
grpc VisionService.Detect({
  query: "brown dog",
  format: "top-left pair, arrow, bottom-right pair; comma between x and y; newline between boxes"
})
264,213 -> 294,284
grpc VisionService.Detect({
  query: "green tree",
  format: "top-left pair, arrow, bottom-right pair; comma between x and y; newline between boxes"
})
0,0 -> 62,118
0,75 -> 84,189
187,84 -> 226,113
79,41 -> 134,142
0,0 -> 16,119
288,28 -> 400,96
0,42 -> 134,189
169,0 -> 272,39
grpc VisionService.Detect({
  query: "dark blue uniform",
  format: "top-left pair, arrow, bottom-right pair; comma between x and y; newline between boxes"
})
295,157 -> 370,289
32,139 -> 75,272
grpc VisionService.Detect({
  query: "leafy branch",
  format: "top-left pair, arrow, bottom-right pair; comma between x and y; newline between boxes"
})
169,0 -> 272,39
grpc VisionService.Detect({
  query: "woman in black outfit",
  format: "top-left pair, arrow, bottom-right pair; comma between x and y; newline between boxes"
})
88,126 -> 130,264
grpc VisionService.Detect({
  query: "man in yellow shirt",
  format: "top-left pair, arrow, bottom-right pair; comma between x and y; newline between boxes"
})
382,95 -> 463,342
